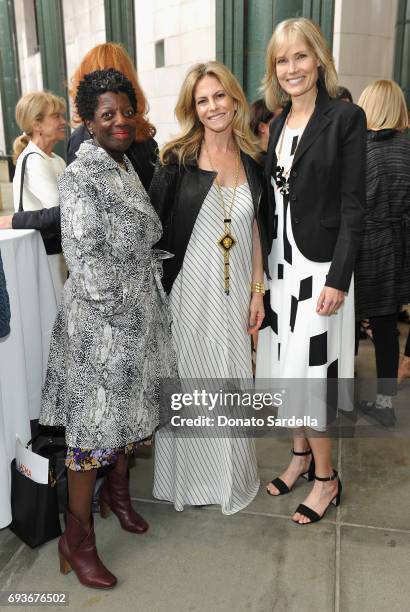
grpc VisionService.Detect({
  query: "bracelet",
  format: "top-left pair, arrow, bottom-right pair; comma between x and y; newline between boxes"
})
251,282 -> 265,295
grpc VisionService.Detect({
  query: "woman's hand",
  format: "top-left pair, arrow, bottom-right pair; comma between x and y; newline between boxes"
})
248,293 -> 265,333
0,215 -> 13,230
316,286 -> 345,316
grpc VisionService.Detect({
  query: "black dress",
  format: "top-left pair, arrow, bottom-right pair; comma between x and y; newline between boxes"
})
355,129 -> 410,319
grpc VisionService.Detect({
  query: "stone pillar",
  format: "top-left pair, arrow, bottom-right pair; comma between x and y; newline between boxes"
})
333,0 -> 398,101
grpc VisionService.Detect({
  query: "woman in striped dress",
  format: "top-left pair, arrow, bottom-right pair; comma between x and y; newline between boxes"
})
150,61 -> 270,514
356,80 -> 410,426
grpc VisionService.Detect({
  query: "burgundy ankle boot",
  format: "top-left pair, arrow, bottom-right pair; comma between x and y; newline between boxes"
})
58,509 -> 117,589
99,469 -> 148,534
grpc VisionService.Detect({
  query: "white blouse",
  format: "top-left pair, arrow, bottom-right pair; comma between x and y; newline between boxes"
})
12,141 -> 67,305
13,141 -> 66,212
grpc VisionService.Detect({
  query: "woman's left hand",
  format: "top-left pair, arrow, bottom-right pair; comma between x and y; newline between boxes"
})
316,286 -> 345,316
248,293 -> 265,333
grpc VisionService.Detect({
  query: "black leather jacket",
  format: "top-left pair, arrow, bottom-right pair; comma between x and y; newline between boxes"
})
149,151 -> 270,294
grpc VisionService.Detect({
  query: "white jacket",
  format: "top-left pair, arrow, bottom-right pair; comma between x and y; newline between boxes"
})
13,141 -> 65,212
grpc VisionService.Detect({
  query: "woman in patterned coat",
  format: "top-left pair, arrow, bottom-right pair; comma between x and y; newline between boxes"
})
40,69 -> 177,589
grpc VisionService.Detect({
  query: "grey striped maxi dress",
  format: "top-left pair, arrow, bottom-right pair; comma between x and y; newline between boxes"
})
153,183 -> 260,514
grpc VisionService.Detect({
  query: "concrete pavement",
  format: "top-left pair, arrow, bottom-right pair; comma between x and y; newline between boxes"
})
1,326 -> 409,612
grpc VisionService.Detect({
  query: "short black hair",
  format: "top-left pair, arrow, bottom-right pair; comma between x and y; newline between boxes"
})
336,86 -> 353,103
75,68 -> 137,121
250,99 -> 274,136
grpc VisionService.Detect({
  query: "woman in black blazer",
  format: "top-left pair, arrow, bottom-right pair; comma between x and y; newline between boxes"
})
256,18 -> 366,524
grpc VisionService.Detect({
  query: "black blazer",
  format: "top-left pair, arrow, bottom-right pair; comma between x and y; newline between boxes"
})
265,83 -> 367,292
12,131 -> 158,245
149,152 -> 270,294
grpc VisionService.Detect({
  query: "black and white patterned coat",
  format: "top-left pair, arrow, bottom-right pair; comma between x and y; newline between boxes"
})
40,140 -> 177,449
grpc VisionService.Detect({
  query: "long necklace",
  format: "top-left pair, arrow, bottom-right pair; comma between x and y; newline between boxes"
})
204,140 -> 240,296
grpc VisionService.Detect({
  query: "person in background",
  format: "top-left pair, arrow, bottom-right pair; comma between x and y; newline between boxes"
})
336,86 -> 353,103
12,92 -> 67,300
0,251 -> 11,339
335,85 -> 367,352
1,42 -> 157,237
40,69 -> 177,589
256,17 -> 366,524
398,330 -> 410,384
250,98 -> 282,152
355,79 -> 410,426
151,61 -> 269,514
249,99 -> 283,364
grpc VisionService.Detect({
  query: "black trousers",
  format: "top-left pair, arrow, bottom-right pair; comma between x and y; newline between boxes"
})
369,313 -> 399,396
405,329 -> 410,358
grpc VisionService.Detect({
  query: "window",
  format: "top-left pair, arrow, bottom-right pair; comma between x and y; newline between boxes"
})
394,0 -> 410,105
216,0 -> 334,101
155,40 -> 165,68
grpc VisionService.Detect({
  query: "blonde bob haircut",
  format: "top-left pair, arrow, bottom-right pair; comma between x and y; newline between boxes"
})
160,61 -> 261,166
13,91 -> 66,163
262,17 -> 339,110
358,80 -> 408,131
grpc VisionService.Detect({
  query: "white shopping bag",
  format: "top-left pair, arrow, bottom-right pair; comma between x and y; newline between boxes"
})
15,437 -> 49,485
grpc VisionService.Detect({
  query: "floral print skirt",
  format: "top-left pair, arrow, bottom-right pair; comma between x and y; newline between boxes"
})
66,441 -> 141,472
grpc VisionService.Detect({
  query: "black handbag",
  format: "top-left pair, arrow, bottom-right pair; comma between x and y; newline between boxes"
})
9,434 -> 62,548
32,430 -> 68,514
18,152 -> 62,255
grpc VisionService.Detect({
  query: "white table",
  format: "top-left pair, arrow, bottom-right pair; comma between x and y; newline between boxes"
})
0,230 -> 57,528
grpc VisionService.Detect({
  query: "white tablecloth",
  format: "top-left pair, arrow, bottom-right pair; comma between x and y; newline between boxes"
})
0,230 -> 57,528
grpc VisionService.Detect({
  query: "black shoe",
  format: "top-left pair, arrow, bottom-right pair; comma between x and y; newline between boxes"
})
292,470 -> 342,525
267,448 -> 315,496
361,401 -> 396,427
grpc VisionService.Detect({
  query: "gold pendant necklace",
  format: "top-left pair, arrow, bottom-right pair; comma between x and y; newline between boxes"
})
204,141 -> 240,295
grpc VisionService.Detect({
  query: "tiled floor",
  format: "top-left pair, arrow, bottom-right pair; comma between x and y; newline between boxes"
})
0,325 -> 409,612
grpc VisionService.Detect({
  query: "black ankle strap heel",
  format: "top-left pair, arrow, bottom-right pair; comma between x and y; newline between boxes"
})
292,469 -> 342,524
266,449 -> 315,497
314,469 -> 338,482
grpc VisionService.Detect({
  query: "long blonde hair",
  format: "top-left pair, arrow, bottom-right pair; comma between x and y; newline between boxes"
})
358,80 -> 408,130
13,91 -> 66,163
160,61 -> 261,166
262,18 -> 339,110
